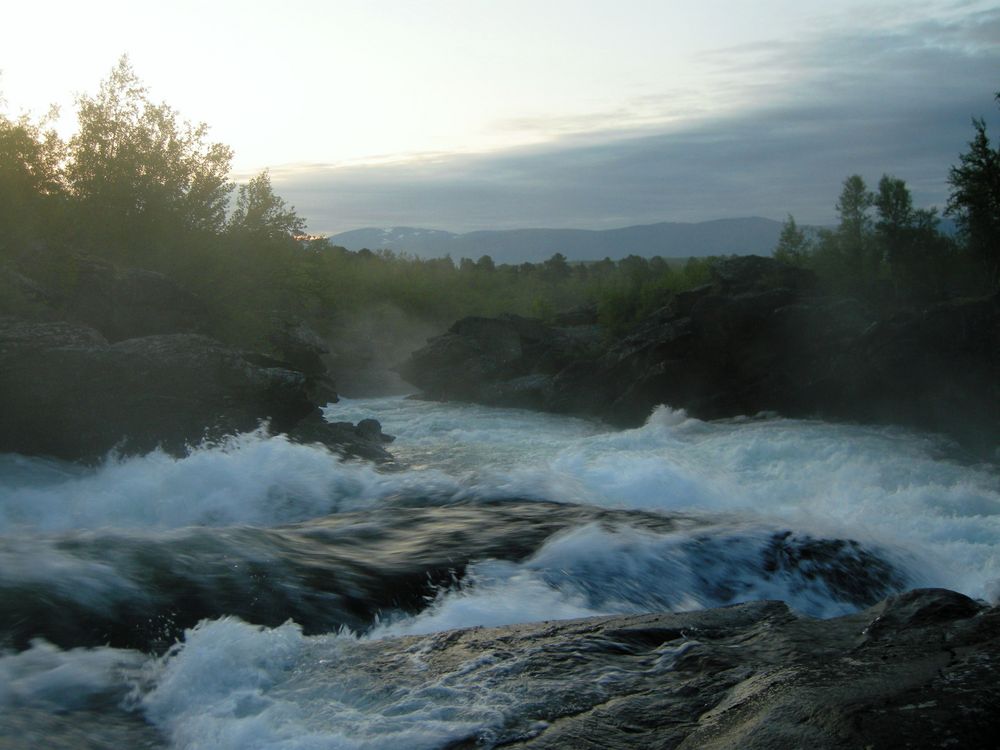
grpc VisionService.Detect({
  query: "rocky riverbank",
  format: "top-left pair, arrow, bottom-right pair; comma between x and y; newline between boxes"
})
400,256 -> 1000,458
0,255 -> 392,463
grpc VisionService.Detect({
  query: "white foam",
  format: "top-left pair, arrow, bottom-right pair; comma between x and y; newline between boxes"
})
331,397 -> 1000,603
136,606 -> 704,750
140,618 -> 521,750
2,395 -> 999,605
4,395 -> 999,748
373,519 -> 906,638
0,430 -> 460,533
371,559 -> 599,637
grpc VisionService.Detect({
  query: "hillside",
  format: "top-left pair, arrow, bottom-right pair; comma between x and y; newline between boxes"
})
329,217 -> 786,262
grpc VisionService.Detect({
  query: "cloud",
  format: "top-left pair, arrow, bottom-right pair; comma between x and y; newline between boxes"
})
276,7 -> 1000,234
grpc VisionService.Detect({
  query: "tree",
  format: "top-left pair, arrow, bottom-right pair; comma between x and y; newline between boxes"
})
875,175 -> 950,300
874,174 -> 915,276
228,169 -> 306,238
0,106 -> 65,252
542,252 -> 571,282
837,175 -> 874,231
648,256 -> 669,276
829,175 -> 880,285
947,95 -> 1000,290
836,175 -> 873,246
773,215 -> 811,264
66,56 -> 233,252
874,175 -> 913,234
617,254 -> 650,292
591,257 -> 616,276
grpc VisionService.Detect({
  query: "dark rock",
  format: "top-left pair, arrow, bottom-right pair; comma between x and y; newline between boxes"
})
0,317 -> 391,463
355,417 -> 395,443
709,253 -> 817,294
0,318 -> 316,461
551,302 -> 599,326
0,264 -> 57,314
398,312 -> 601,406
7,585 -> 993,748
247,322 -> 340,407
832,293 -> 1000,455
62,255 -> 208,341
862,588 -> 985,638
0,256 -> 396,464
761,531 -> 905,607
400,256 -> 822,421
267,318 -> 331,377
489,373 -> 556,411
666,283 -> 714,317
0,318 -> 394,463
286,413 -> 395,462
296,587 -> 996,749
401,255 -> 1000,455
0,316 -> 108,350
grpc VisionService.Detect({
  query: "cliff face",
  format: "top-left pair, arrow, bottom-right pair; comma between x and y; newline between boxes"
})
400,256 -> 1000,457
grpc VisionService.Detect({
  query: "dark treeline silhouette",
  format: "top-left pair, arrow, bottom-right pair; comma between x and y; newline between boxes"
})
2,58 -> 998,354
774,93 -> 1000,306
0,57 -> 716,346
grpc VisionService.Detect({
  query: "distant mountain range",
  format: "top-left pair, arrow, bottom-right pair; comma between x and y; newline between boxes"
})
327,218 -> 789,264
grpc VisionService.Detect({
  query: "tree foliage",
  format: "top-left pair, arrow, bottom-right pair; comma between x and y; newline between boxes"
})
65,56 -> 233,252
835,175 -> 879,283
0,107 -> 65,253
776,173 -> 966,303
773,215 -> 811,265
228,169 -> 305,238
947,95 -> 1000,290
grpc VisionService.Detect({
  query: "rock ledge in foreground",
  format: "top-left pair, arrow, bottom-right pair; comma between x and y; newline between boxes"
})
357,588 -> 997,749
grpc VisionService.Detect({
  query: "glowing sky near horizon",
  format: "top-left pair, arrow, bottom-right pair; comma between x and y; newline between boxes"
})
3,0 -> 998,232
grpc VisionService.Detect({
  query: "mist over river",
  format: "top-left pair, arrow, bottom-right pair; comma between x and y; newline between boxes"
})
1,397 -> 998,748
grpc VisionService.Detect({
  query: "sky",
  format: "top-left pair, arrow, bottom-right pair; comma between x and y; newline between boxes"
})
2,0 -> 998,234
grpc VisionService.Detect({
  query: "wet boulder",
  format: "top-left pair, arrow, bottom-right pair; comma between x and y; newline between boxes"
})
289,414 -> 396,463
350,588 -> 998,749
267,317 -> 331,378
398,313 -> 601,405
263,318 -> 339,406
0,317 -> 315,461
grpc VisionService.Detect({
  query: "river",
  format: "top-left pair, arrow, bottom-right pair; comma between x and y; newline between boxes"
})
1,397 -> 998,748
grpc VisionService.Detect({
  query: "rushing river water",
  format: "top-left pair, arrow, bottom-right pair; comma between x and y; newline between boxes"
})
1,397 -> 998,748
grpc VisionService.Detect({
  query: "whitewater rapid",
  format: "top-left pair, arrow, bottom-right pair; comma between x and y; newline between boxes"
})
1,397 -> 998,748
